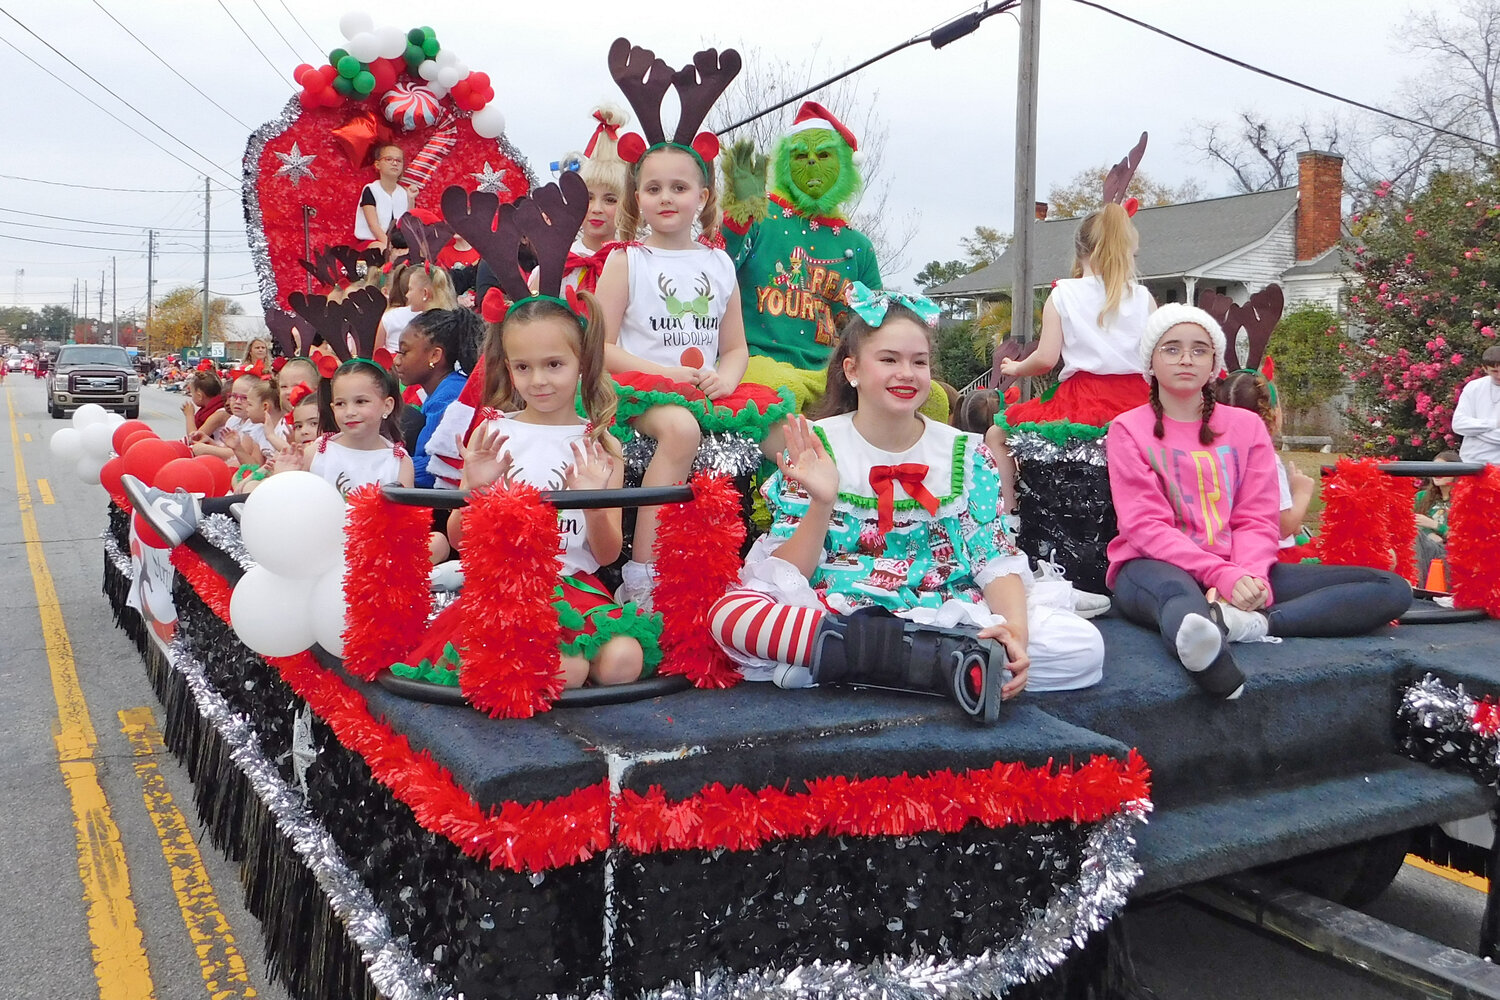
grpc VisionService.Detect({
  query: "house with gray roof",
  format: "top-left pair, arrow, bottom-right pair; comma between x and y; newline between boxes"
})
927,150 -> 1348,313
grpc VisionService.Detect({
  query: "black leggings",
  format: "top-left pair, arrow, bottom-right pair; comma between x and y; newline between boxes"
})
1112,559 -> 1412,649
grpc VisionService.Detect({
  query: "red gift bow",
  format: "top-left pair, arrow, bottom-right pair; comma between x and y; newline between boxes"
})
584,109 -> 621,158
868,464 -> 940,536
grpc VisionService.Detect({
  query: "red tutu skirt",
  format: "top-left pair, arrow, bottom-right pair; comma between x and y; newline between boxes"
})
611,371 -> 795,443
999,371 -> 1148,431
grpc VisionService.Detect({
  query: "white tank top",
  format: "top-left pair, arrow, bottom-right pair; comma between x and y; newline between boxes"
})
1050,275 -> 1153,380
309,435 -> 406,497
482,416 -> 599,577
617,244 -> 737,370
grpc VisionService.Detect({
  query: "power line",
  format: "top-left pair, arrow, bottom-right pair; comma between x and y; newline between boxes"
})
0,10 -> 241,186
0,231 -> 229,255
0,172 -> 200,194
250,0 -> 309,64
89,0 -> 254,131
0,207 -> 242,235
1070,0 -> 1500,150
213,0 -> 288,83
275,0 -> 322,54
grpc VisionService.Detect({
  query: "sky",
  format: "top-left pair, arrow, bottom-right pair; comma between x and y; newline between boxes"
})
0,0 -> 1443,331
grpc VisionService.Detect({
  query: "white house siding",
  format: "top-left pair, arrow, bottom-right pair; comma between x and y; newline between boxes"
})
1196,214 -> 1297,290
1283,274 -> 1344,311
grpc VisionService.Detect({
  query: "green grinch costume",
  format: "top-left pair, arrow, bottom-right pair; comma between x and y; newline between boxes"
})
723,101 -> 947,419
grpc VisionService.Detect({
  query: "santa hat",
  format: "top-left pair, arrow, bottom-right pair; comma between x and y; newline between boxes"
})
786,101 -> 863,165
1138,304 -> 1226,375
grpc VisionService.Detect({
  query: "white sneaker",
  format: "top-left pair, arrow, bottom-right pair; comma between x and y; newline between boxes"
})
616,560 -> 656,612
1072,589 -> 1112,619
1215,601 -> 1270,643
429,560 -> 465,593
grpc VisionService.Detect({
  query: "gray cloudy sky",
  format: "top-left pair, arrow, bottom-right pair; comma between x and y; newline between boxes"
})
2,0 -> 1436,323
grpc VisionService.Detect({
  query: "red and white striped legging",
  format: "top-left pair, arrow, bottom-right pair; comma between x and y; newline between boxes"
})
708,590 -> 826,667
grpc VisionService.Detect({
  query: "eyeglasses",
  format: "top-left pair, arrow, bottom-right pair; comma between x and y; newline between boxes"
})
377,156 -> 404,164
1156,344 -> 1214,362
229,392 -> 249,401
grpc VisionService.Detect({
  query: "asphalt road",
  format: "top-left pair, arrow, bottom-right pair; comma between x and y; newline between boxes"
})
0,378 -> 1489,999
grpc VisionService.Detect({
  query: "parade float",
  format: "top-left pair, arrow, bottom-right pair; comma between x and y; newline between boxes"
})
63,11 -> 1500,1000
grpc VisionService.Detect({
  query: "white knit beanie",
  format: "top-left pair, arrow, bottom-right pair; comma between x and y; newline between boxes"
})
1138,303 -> 1226,373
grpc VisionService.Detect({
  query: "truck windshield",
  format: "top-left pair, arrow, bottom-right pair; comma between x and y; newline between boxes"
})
58,348 -> 130,366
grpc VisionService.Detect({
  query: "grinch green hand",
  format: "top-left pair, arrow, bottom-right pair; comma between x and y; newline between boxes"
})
722,139 -> 769,222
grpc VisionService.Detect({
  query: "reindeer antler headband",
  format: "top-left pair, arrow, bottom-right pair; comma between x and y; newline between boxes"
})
443,171 -> 592,326
287,285 -> 392,377
608,38 -> 741,181
1103,131 -> 1148,217
1198,284 -> 1285,398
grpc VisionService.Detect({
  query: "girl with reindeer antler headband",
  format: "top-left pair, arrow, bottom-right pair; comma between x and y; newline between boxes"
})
592,38 -> 794,610
987,133 -> 1157,514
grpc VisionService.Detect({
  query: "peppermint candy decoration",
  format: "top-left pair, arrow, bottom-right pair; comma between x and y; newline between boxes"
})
382,83 -> 442,131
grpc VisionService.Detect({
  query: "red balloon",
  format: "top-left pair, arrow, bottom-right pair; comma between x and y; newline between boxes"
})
299,89 -> 321,110
293,63 -> 314,85
119,428 -> 156,456
133,510 -> 170,549
169,441 -> 192,459
155,458 -> 215,497
99,456 -> 125,498
320,88 -> 342,108
111,419 -> 153,455
451,79 -> 471,101
369,59 -> 397,94
194,455 -> 234,498
123,438 -> 180,487
318,64 -> 338,85
468,72 -> 490,91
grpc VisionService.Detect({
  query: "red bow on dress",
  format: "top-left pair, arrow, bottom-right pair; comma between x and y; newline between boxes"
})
868,464 -> 940,536
563,242 -> 621,294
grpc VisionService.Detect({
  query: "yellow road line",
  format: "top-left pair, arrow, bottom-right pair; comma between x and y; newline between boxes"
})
6,390 -> 156,999
37,478 -> 55,505
120,708 -> 257,999
1405,853 -> 1489,893
24,431 -> 32,442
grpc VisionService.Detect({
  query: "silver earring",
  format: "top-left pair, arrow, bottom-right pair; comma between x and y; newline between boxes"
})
849,379 -> 859,389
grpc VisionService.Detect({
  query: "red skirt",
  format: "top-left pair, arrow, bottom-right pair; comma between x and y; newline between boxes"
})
1000,371 -> 1148,430
611,371 -> 794,443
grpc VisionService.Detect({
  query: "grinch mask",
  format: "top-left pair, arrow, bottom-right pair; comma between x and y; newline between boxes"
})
772,127 -> 860,217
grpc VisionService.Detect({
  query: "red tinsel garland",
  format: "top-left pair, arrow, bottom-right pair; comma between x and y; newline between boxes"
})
1448,466 -> 1500,616
654,472 -> 746,689
1316,458 -> 1399,571
1473,698 -> 1500,738
170,545 -> 610,873
460,483 -> 564,717
1381,473 -> 1418,583
340,486 -> 433,681
615,750 -> 1153,854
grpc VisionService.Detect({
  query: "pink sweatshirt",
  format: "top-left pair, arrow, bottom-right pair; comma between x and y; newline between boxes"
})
1105,403 -> 1282,599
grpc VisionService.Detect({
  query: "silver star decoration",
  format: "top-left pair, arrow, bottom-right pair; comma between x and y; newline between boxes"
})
274,141 -> 317,186
469,161 -> 510,195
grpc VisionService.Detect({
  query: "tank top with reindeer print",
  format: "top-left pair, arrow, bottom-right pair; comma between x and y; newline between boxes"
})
309,434 -> 406,498
618,243 -> 737,370
481,415 -> 599,577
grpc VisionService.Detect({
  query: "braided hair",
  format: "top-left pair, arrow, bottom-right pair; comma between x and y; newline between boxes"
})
406,307 -> 482,375
1149,377 -> 1220,446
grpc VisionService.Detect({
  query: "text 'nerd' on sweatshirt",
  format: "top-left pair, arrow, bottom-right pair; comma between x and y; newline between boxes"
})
1104,402 -> 1282,599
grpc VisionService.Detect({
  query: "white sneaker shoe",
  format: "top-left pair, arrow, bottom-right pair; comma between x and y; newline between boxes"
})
1072,589 -> 1112,619
1215,601 -> 1269,643
616,559 -> 656,612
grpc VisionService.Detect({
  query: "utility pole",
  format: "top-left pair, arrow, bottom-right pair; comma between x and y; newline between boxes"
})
146,230 -> 155,356
1009,0 -> 1042,393
111,256 -> 117,346
201,177 -> 211,354
98,269 -> 105,340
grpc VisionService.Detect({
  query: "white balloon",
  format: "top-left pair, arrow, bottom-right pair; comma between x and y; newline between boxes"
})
338,10 -> 374,39
76,455 -> 106,486
452,62 -> 468,78
427,82 -> 448,99
50,427 -> 84,462
417,59 -> 440,82
240,471 -> 347,576
106,413 -> 126,428
435,49 -> 459,67
80,420 -> 114,460
71,403 -> 109,429
347,31 -> 380,63
230,566 -> 317,657
436,66 -> 461,89
309,562 -> 348,658
471,104 -> 507,139
376,25 -> 407,60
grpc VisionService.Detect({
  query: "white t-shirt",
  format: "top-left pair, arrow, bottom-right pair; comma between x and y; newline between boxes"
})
483,416 -> 599,577
617,244 -> 737,370
354,181 -> 410,243
1453,375 -> 1500,464
1274,459 -> 1296,549
309,435 -> 406,498
381,306 -> 418,353
1050,275 -> 1153,380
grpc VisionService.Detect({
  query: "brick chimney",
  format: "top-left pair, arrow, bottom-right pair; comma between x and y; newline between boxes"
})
1035,201 -> 1048,221
1295,150 -> 1343,261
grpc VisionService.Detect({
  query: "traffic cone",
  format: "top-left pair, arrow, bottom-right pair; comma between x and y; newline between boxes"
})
1425,560 -> 1448,594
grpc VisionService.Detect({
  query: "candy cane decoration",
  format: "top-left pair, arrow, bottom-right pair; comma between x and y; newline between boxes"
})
402,116 -> 460,196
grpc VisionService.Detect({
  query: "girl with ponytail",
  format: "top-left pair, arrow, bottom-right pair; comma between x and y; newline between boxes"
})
1105,305 -> 1411,701
985,201 -> 1155,512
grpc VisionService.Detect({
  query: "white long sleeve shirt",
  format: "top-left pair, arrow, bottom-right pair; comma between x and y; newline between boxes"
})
1452,374 -> 1500,464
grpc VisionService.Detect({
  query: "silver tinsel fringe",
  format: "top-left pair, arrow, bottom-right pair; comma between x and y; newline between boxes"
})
623,432 -> 764,479
1402,672 -> 1500,771
160,632 -> 451,1000
199,513 -> 256,570
1007,430 -> 1107,467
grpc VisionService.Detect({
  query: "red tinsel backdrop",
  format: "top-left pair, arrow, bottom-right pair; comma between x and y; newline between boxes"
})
460,483 -> 565,717
1448,466 -> 1500,616
251,98 -> 529,310
654,472 -> 746,688
341,485 -> 433,681
1316,457 -> 1404,573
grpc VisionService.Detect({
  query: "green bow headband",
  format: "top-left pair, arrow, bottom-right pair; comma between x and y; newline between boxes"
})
845,281 -> 942,329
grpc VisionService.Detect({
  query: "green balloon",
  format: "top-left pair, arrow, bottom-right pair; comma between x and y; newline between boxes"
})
420,26 -> 434,38
337,55 -> 361,78
421,37 -> 439,58
404,43 -> 424,66
331,75 -> 354,96
352,70 -> 376,95
407,28 -> 425,44
329,47 -> 348,65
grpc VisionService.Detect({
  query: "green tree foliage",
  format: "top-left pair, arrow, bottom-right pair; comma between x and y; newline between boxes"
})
933,320 -> 989,390
1271,303 -> 1345,418
959,225 -> 1010,270
145,286 -> 237,353
1343,168 -> 1500,458
1047,166 -> 1202,219
916,259 -> 970,290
